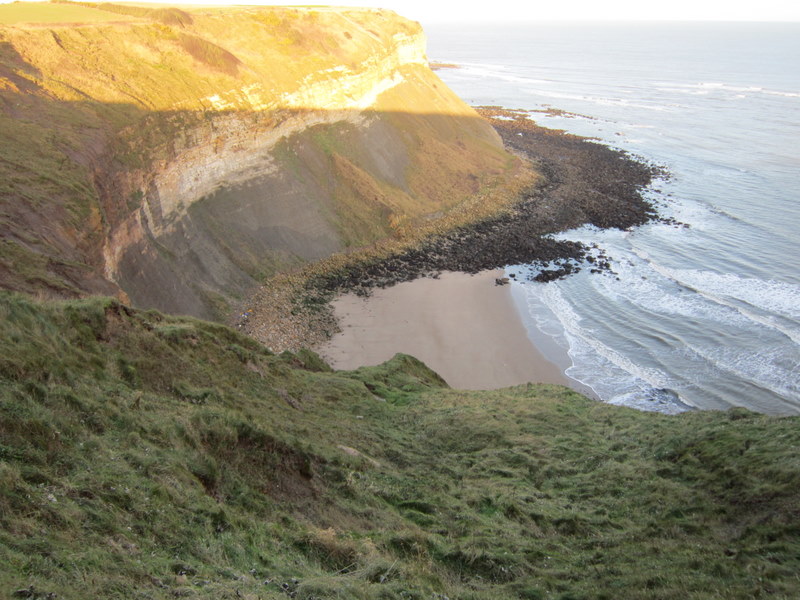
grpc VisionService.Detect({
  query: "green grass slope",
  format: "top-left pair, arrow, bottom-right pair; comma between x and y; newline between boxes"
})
1,291 -> 798,599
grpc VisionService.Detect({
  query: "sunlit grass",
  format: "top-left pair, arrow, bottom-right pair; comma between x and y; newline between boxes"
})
0,2 -> 145,24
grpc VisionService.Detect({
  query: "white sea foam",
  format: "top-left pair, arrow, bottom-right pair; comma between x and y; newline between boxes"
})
654,81 -> 800,100
591,257 -> 752,327
647,196 -> 720,232
691,344 -> 800,406
455,61 -> 513,71
529,285 -> 678,396
455,63 -> 552,85
763,90 -> 800,98
537,212 -> 799,408
651,266 -> 800,321
533,90 -> 676,112
517,253 -> 799,414
646,266 -> 800,344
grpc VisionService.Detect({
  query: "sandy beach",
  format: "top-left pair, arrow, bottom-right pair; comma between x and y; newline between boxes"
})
315,270 -> 569,390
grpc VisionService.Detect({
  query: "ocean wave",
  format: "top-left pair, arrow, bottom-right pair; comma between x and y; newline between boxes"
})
654,81 -> 800,100
453,63 -> 553,85
690,344 -> 800,407
605,388 -> 692,414
561,333 -> 690,414
548,217 -> 797,341
518,263 -> 798,414
531,90 -> 677,112
646,266 -> 800,345
763,90 -> 800,98
534,285 -> 672,388
650,266 -> 800,321
516,282 -> 690,414
646,195 -> 720,231
589,250 -> 759,329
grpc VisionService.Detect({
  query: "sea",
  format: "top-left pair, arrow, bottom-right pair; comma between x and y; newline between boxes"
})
426,21 -> 800,415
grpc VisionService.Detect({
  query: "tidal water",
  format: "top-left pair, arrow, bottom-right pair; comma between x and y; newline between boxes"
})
427,22 -> 800,414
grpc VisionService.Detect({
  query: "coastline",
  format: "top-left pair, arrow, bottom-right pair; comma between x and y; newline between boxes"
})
301,107 -> 663,301
315,270 -> 569,390
243,107 -> 664,384
507,279 -> 601,400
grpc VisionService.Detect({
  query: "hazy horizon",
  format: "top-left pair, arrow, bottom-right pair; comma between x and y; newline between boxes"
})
1,0 -> 799,25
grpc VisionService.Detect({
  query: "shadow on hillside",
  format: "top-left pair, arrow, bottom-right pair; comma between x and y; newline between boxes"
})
0,42 -> 516,318
1,38 -> 655,322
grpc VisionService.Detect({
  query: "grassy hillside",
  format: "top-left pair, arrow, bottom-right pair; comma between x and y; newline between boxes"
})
1,291 -> 798,599
0,2 -> 144,24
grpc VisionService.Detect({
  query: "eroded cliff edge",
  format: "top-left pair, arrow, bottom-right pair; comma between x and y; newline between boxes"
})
0,3 -> 525,318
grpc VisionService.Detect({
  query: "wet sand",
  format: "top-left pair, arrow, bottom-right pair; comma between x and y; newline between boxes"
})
315,270 -> 569,390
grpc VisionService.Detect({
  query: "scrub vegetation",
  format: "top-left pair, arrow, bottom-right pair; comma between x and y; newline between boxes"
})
1,291 -> 798,599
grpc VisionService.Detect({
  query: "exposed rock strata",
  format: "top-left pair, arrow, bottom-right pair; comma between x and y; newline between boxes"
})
0,6 -> 520,317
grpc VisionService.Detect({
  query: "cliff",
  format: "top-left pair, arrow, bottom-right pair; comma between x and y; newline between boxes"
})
0,2 -> 523,318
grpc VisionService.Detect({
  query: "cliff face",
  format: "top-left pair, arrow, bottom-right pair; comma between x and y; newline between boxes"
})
0,3 -> 520,318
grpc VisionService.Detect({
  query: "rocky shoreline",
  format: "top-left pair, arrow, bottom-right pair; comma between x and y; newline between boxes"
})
306,107 -> 667,294
241,107 -> 670,351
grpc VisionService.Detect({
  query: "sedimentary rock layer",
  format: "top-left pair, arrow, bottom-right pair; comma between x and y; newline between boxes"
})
0,4 -> 520,317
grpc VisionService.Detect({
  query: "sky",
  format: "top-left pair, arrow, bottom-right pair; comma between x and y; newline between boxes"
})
288,0 -> 800,24
2,0 -> 799,23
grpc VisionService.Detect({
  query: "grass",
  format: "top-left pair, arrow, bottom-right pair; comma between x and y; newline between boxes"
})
1,290 -> 799,599
0,2 -> 143,25
177,32 -> 241,75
